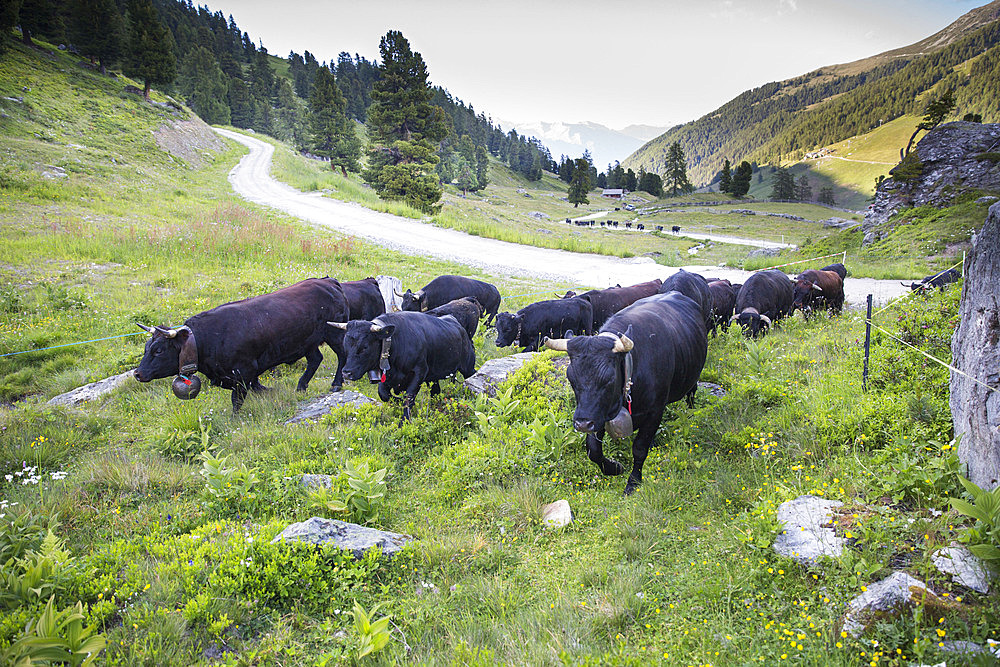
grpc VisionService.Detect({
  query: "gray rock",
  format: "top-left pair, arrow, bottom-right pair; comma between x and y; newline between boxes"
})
270,516 -> 412,560
300,474 -> 333,490
975,196 -> 999,205
931,545 -> 994,593
842,571 -> 939,637
773,495 -> 845,565
541,499 -> 573,528
939,640 -> 993,657
464,352 -> 539,395
285,390 -> 375,424
951,201 -> 1000,491
48,370 -> 134,407
527,211 -> 550,220
863,122 -> 1000,244
697,381 -> 727,397
822,217 -> 859,230
747,247 -> 780,258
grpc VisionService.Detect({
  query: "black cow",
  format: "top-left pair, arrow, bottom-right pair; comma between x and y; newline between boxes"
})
495,298 -> 593,352
791,269 -> 844,317
637,224 -> 645,230
329,312 -> 476,420
820,263 -> 848,280
426,297 -> 483,339
568,279 -> 663,331
135,277 -> 348,411
658,269 -> 714,334
731,270 -> 794,337
904,268 -> 961,291
544,292 -> 708,495
341,277 -> 386,321
707,280 -> 737,333
399,275 -> 501,326
671,225 -> 681,233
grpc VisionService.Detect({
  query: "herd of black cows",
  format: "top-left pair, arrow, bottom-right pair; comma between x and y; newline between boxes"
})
133,263 -> 960,495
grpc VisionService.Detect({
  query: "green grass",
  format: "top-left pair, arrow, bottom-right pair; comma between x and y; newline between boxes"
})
2,37 -> 997,666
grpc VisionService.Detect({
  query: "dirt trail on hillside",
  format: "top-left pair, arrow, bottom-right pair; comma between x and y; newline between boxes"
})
214,128 -> 909,307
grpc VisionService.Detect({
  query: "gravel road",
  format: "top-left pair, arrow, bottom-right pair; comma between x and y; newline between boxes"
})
214,128 -> 909,307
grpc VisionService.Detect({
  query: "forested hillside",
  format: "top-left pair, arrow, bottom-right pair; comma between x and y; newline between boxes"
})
625,0 -> 1000,186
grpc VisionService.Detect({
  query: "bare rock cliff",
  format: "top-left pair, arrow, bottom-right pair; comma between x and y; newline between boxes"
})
863,122 -> 1000,244
951,201 -> 1000,490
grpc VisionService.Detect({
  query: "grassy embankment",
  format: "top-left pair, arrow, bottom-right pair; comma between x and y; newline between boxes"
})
2,39 -> 998,666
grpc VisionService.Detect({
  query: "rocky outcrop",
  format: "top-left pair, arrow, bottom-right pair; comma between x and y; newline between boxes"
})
862,122 -> 1000,244
464,352 -> 540,395
951,201 -> 1000,490
48,370 -> 134,407
285,390 -> 375,424
773,495 -> 845,565
270,517 -> 412,560
842,572 -> 943,637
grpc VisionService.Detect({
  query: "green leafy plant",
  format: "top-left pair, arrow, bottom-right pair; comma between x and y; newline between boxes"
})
157,415 -> 213,462
350,601 -> 391,659
526,411 -> 577,462
879,438 -> 964,506
307,461 -> 386,525
3,596 -> 106,666
198,450 -> 260,511
1,530 -> 78,608
474,385 -> 522,431
742,339 -> 771,374
950,476 -> 1000,564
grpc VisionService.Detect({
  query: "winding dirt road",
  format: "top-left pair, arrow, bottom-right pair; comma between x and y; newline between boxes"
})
215,128 -> 909,307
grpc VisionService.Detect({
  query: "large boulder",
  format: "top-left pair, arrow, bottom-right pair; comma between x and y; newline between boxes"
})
285,390 -> 375,424
270,517 -> 412,560
48,370 -> 134,407
842,571 -> 943,637
464,352 -> 540,395
773,495 -> 845,565
863,122 -> 1000,244
950,201 -> 1000,490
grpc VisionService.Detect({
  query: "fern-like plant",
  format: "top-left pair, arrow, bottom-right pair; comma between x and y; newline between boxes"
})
3,596 -> 106,666
351,601 -> 391,659
950,475 -> 1000,565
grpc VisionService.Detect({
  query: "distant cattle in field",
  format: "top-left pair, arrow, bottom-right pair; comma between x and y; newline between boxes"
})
672,225 -> 681,233
637,224 -> 645,230
625,222 -> 632,229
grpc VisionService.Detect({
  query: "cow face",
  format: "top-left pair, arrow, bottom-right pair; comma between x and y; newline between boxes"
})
340,321 -> 395,382
563,335 -> 627,434
400,289 -> 424,312
734,311 -> 770,337
494,313 -> 520,347
791,280 -> 819,314
134,326 -> 187,382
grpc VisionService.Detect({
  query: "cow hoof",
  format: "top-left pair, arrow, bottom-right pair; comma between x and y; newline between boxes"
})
331,384 -> 343,393
623,479 -> 641,496
602,459 -> 625,476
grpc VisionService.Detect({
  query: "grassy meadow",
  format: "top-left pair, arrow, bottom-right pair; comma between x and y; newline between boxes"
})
2,39 -> 999,666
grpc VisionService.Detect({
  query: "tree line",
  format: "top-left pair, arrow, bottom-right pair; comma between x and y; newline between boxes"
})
2,0 -> 558,212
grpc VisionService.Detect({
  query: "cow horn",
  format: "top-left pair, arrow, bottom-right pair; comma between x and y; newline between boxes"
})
327,321 -> 348,330
759,314 -> 772,327
543,337 -> 568,352
370,323 -> 383,333
613,335 -> 634,353
136,322 -> 155,334
900,282 -> 910,288
414,290 -> 424,300
393,289 -> 405,298
729,314 -> 739,323
812,284 -> 823,291
165,325 -> 192,339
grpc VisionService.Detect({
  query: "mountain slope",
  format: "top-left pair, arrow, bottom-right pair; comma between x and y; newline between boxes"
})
502,120 -> 667,170
625,0 -> 1000,186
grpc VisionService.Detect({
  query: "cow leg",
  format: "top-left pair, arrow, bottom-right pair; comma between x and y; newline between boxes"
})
459,349 -> 476,380
686,385 -> 697,408
297,347 -> 323,392
430,381 -> 441,396
324,330 -> 346,392
230,384 -> 248,413
624,420 -> 659,495
377,380 -> 393,403
249,378 -> 269,393
401,367 -> 425,421
585,429 -> 625,477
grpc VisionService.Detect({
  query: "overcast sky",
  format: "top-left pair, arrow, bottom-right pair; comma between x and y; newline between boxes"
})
204,0 -> 982,130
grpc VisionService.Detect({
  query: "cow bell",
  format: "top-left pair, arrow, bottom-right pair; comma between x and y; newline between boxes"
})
605,407 -> 633,439
172,373 -> 201,400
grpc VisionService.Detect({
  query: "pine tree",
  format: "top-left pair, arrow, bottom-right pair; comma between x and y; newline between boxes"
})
795,174 -> 812,202
179,45 -> 230,125
363,31 -> 447,213
69,0 -> 123,75
568,157 -> 591,207
474,143 -> 489,192
308,66 -> 361,176
818,186 -> 836,205
719,159 -> 732,194
904,89 -> 956,157
123,0 -> 176,101
638,170 -> 663,197
770,167 -> 796,200
664,142 -> 693,196
19,0 -> 63,47
0,0 -> 21,54
624,168 -> 637,192
731,161 -> 752,197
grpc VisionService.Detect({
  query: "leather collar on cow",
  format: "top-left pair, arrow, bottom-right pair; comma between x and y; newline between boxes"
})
177,327 -> 198,378
372,318 -> 392,381
597,332 -> 633,414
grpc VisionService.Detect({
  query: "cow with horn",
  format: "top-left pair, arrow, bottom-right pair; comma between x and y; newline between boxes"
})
398,275 -> 502,326
730,269 -> 794,337
544,291 -> 708,495
134,277 -> 349,411
328,311 -> 476,421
